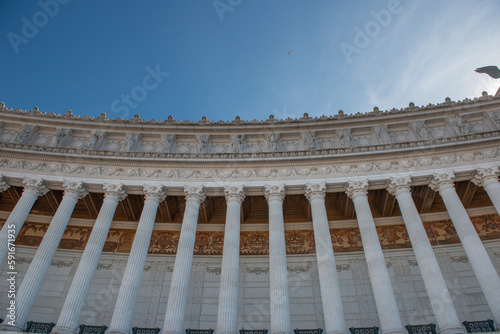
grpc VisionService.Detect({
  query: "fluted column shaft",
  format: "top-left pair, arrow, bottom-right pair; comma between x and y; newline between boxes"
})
265,185 -> 291,334
217,186 -> 245,334
347,181 -> 405,334
52,184 -> 127,334
484,181 -> 500,214
163,186 -> 205,334
430,174 -> 500,324
388,178 -> 464,334
0,178 -> 48,267
305,183 -> 347,334
1,182 -> 88,332
108,185 -> 167,334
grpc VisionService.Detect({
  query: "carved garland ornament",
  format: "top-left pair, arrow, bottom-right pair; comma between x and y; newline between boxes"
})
0,148 -> 498,182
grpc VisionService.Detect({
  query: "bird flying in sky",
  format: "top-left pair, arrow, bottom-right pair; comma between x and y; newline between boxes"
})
475,66 -> 500,79
288,50 -> 293,55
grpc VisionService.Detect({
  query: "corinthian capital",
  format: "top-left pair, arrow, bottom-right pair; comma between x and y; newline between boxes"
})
387,177 -> 412,197
0,175 -> 10,193
346,180 -> 369,199
63,181 -> 88,200
23,177 -> 49,197
144,185 -> 167,203
103,183 -> 127,202
224,185 -> 245,203
429,173 -> 455,192
471,167 -> 499,188
264,184 -> 285,203
304,183 -> 326,202
184,186 -> 206,203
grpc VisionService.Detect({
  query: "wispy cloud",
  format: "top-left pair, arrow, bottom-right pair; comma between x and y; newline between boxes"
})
361,1 -> 500,111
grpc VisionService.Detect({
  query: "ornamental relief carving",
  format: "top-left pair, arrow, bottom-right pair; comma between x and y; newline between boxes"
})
0,147 -> 498,182
9,214 -> 500,255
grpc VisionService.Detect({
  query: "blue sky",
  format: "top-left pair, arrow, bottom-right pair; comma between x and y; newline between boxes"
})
1,0 -> 499,122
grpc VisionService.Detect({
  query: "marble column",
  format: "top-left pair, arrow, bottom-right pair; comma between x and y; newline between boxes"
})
387,177 -> 464,334
0,177 -> 48,267
52,183 -> 127,334
0,181 -> 88,332
217,185 -> 245,334
108,185 -> 167,334
472,167 -> 500,215
264,185 -> 291,334
430,173 -> 500,324
163,186 -> 206,334
346,180 -> 405,334
305,183 -> 347,334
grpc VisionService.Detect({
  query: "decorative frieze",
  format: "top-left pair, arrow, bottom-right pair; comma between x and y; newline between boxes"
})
97,263 -> 112,270
206,267 -> 221,275
245,267 -> 269,275
18,257 -> 32,265
51,128 -> 73,148
450,256 -> 469,263
13,214 -> 500,255
13,124 -> 38,145
51,260 -> 73,268
336,264 -> 351,272
287,264 -> 310,274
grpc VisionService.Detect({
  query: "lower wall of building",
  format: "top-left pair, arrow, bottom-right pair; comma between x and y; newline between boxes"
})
1,240 -> 500,330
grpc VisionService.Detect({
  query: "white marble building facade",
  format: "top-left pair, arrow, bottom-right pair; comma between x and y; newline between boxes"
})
0,94 -> 499,334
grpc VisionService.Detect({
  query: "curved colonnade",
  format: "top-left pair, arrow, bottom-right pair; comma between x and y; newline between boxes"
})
0,95 -> 499,334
